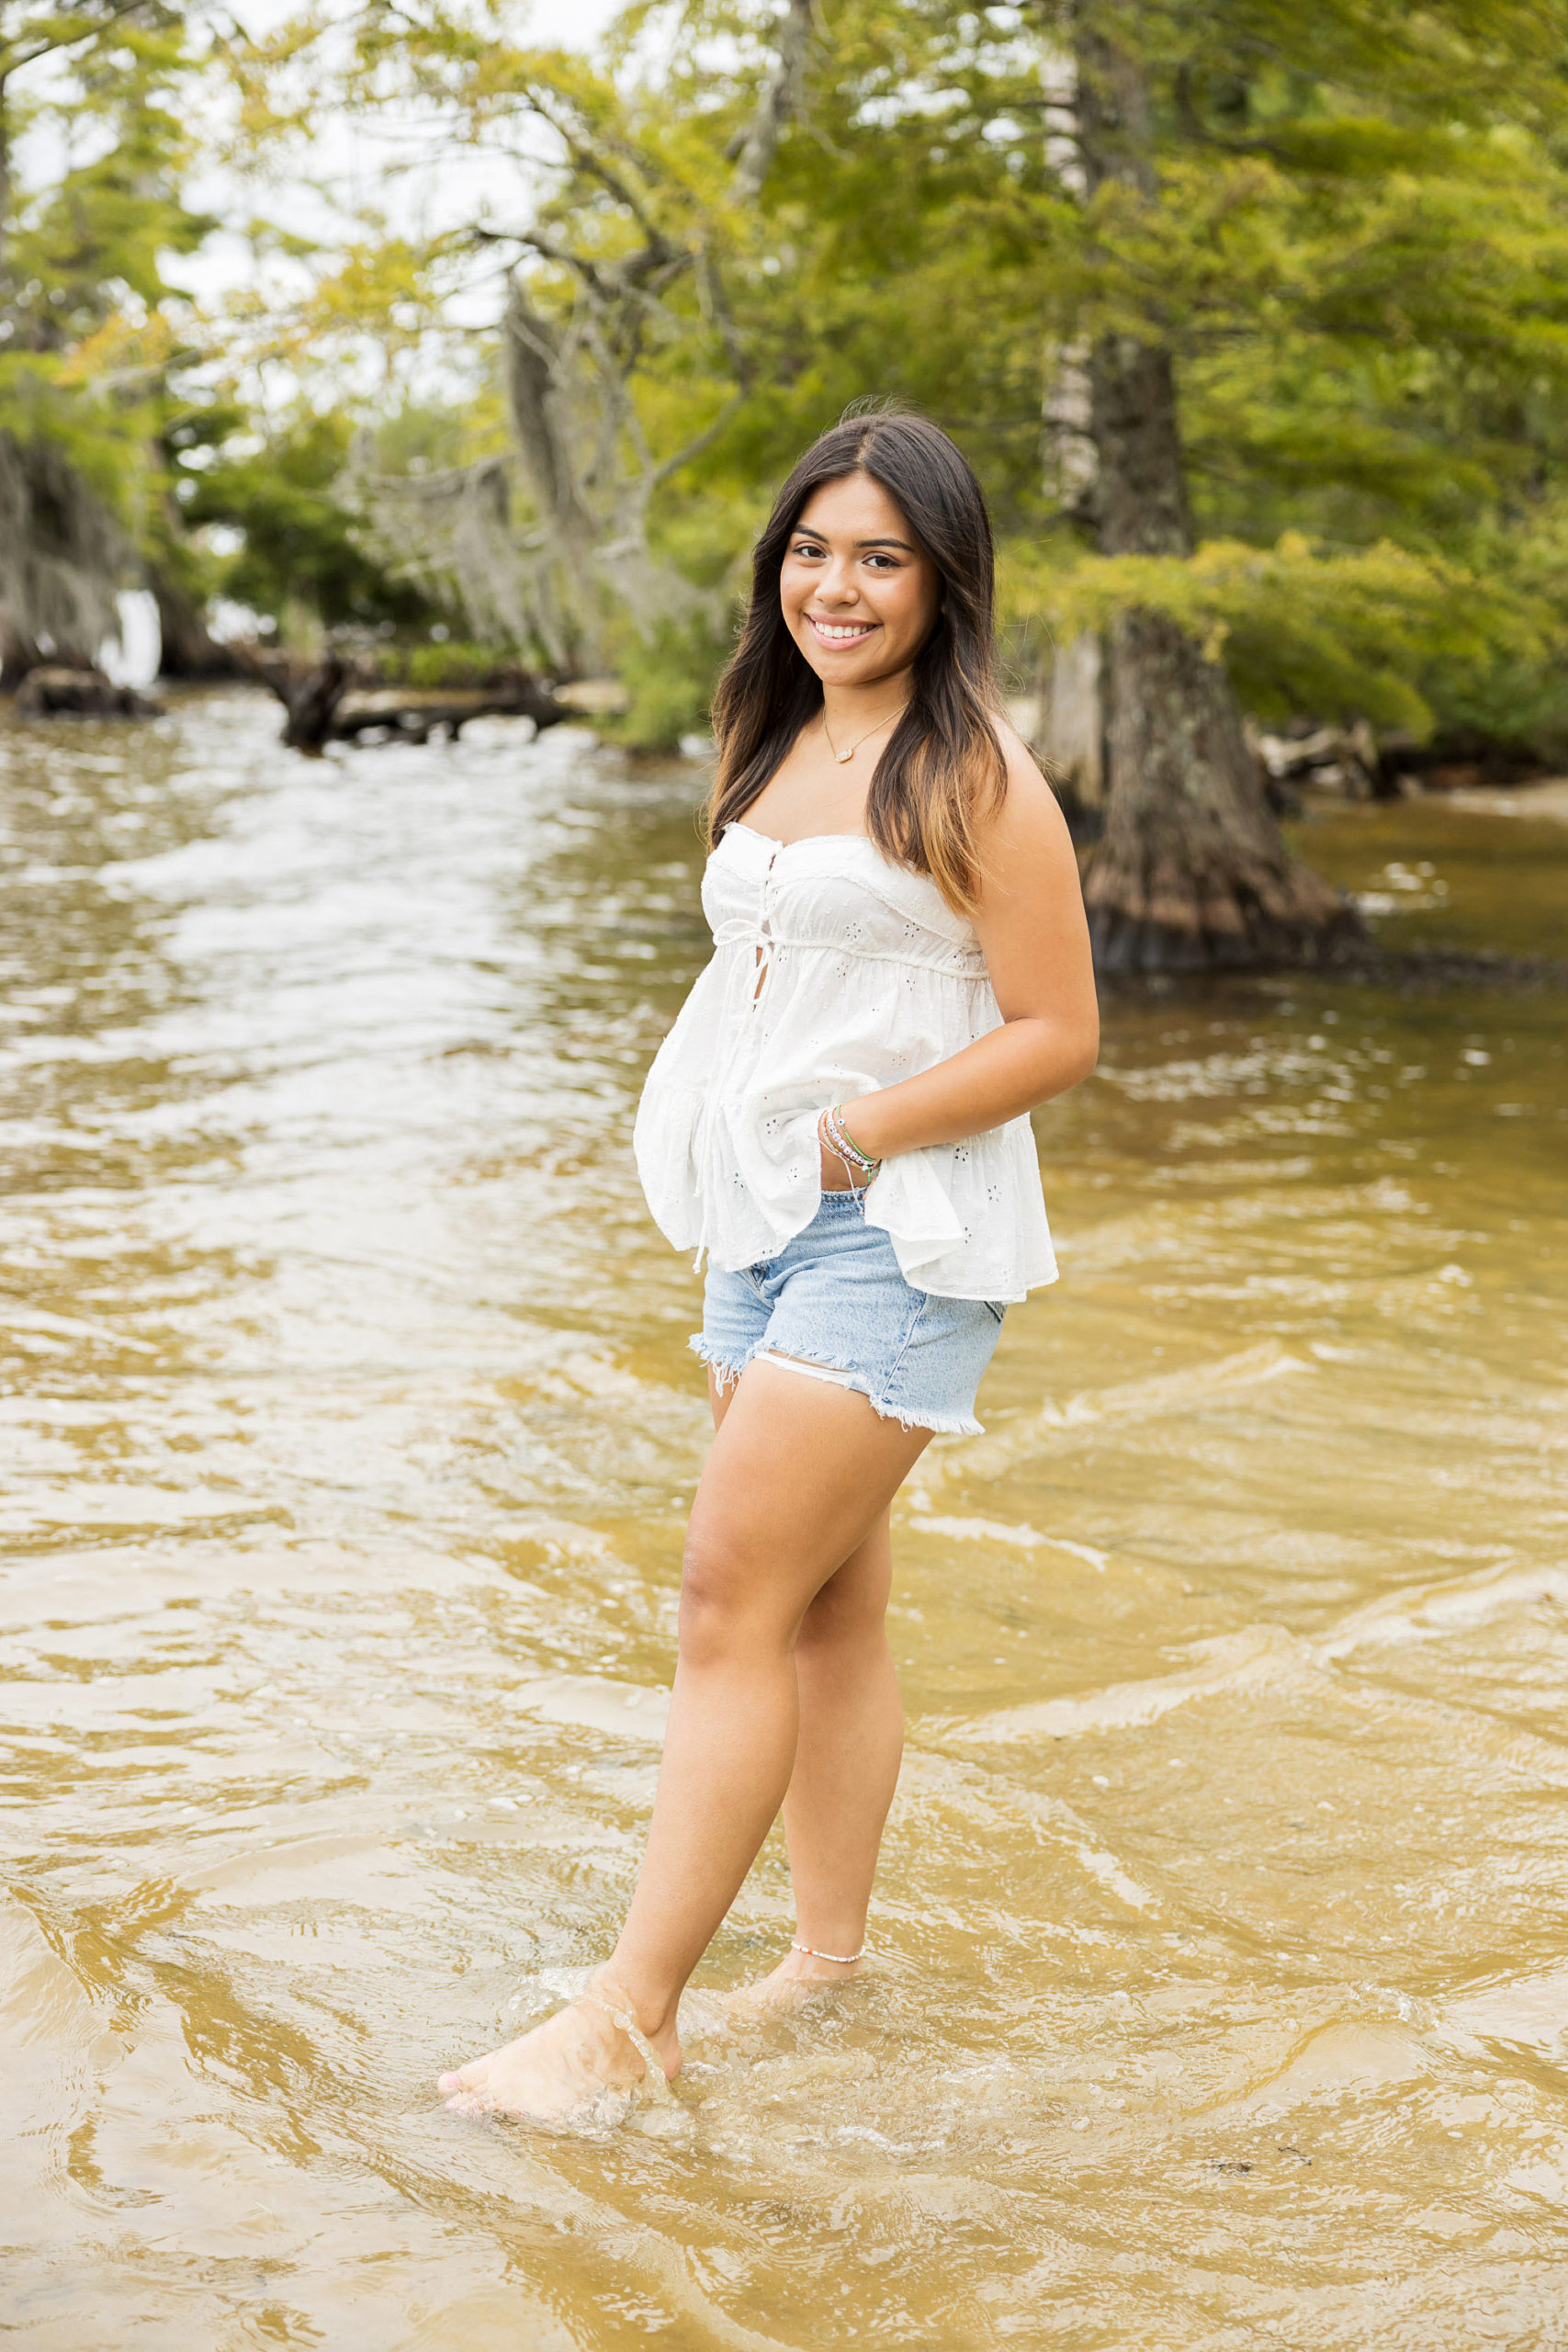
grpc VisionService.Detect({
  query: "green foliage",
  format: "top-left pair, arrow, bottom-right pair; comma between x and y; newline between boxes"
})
604,613 -> 734,752
15,0 -> 1568,753
0,5 -> 206,546
0,7 -> 445,655
381,640 -> 519,687
175,408 -> 440,636
1402,494 -> 1568,762
1004,534 -> 1546,738
632,1 -> 1568,752
622,0 -> 1568,753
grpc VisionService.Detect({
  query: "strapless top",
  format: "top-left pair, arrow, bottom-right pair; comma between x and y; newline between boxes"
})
631,821 -> 1056,1301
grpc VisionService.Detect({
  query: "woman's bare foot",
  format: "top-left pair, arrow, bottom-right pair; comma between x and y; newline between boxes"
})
721,1943 -> 866,2019
437,1972 -> 681,2122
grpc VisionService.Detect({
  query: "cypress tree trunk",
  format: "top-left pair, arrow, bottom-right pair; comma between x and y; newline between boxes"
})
1071,19 -> 1357,973
0,615 -> 43,690
0,431 -> 123,674
151,565 -> 242,680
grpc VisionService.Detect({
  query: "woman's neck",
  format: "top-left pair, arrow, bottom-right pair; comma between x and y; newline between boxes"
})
818,670 -> 913,734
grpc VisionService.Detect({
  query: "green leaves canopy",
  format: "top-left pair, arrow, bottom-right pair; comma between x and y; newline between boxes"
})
17,0 -> 1562,737
242,0 -> 1568,745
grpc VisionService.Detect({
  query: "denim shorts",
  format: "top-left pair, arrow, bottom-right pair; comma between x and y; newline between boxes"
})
691,1191 -> 1006,1437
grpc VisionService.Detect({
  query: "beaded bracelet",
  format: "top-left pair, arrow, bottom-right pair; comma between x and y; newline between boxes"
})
820,1102 -> 880,1177
829,1102 -> 880,1171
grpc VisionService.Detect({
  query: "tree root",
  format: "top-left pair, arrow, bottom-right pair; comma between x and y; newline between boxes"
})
1085,850 -> 1362,975
13,665 -> 163,719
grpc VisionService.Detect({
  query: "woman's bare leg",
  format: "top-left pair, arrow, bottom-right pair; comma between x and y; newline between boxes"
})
710,1368 -> 906,1972
726,1508 -> 903,2007
438,1360 -> 929,2119
789,1510 -> 906,1951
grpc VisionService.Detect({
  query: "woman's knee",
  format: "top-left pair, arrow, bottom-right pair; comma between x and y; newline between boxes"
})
796,1571 -> 888,1660
678,1516 -> 778,1665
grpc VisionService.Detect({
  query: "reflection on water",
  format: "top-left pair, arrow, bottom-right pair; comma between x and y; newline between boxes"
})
3,691 -> 1566,2348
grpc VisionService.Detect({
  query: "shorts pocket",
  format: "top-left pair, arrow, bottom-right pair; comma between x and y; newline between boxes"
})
984,1301 -> 1007,1325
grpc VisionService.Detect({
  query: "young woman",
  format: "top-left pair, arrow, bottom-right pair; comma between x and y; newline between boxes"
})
439,410 -> 1098,2122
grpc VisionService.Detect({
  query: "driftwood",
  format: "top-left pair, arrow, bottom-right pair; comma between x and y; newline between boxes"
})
1254,721 -> 1388,803
331,684 -> 571,743
267,649 -> 355,752
13,665 -> 163,718
235,647 -> 572,755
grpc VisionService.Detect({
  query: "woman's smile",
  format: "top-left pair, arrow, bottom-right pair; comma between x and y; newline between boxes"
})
805,614 -> 879,646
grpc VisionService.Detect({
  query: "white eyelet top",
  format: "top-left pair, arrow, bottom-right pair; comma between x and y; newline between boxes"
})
632,821 -> 1057,1302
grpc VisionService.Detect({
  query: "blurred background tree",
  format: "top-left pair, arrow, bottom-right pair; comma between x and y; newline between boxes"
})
0,0 -> 205,674
0,2 -> 446,676
7,0 -> 1568,969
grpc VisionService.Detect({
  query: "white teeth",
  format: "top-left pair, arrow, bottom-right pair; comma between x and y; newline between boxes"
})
810,618 -> 873,641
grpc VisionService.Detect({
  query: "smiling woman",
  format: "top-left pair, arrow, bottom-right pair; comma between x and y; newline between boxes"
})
437,407 -> 1098,2127
709,413 -> 1026,914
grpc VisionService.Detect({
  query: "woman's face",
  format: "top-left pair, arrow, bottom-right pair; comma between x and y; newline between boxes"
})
779,470 -> 942,690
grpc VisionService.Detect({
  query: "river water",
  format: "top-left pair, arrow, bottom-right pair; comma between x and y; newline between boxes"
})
3,689 -> 1566,2350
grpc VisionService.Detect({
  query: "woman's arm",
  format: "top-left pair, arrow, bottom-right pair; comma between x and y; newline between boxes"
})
832,731 -> 1099,1168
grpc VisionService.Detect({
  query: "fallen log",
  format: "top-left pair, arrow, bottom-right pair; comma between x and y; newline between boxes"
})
234,648 -> 571,754
331,677 -> 571,744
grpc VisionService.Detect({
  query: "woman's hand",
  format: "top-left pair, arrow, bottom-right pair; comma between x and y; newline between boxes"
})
818,1137 -> 856,1191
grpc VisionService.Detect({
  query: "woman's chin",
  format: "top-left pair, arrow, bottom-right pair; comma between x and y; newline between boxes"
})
792,640 -> 902,689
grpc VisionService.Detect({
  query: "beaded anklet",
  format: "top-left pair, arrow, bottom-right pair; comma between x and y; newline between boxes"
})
791,1939 -> 866,1964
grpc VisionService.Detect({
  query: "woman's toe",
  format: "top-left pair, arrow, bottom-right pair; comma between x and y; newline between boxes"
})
439,2057 -> 492,2098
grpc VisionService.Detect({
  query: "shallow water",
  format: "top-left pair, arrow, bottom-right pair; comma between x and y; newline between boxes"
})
3,692 -> 1565,2349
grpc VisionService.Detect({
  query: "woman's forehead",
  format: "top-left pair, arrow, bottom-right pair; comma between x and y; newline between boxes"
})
793,471 -> 914,540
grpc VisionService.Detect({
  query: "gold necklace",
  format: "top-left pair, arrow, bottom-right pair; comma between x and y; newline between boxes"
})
821,707 -> 902,766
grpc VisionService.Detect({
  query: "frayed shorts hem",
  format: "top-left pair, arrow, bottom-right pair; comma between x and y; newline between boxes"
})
687,1332 -> 984,1440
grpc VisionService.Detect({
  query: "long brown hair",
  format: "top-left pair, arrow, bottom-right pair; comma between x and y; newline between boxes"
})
707,410 -> 1007,910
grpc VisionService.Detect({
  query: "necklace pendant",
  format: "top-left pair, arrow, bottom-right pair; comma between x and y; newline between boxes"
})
836,749 -> 853,763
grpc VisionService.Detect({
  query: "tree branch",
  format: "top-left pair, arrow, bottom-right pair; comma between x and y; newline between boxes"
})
0,0 -> 153,81
728,0 -> 814,204
697,246 -> 752,390
653,391 -> 745,486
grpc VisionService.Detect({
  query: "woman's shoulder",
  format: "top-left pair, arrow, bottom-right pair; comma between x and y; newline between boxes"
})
987,713 -> 1069,827
972,713 -> 1078,893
